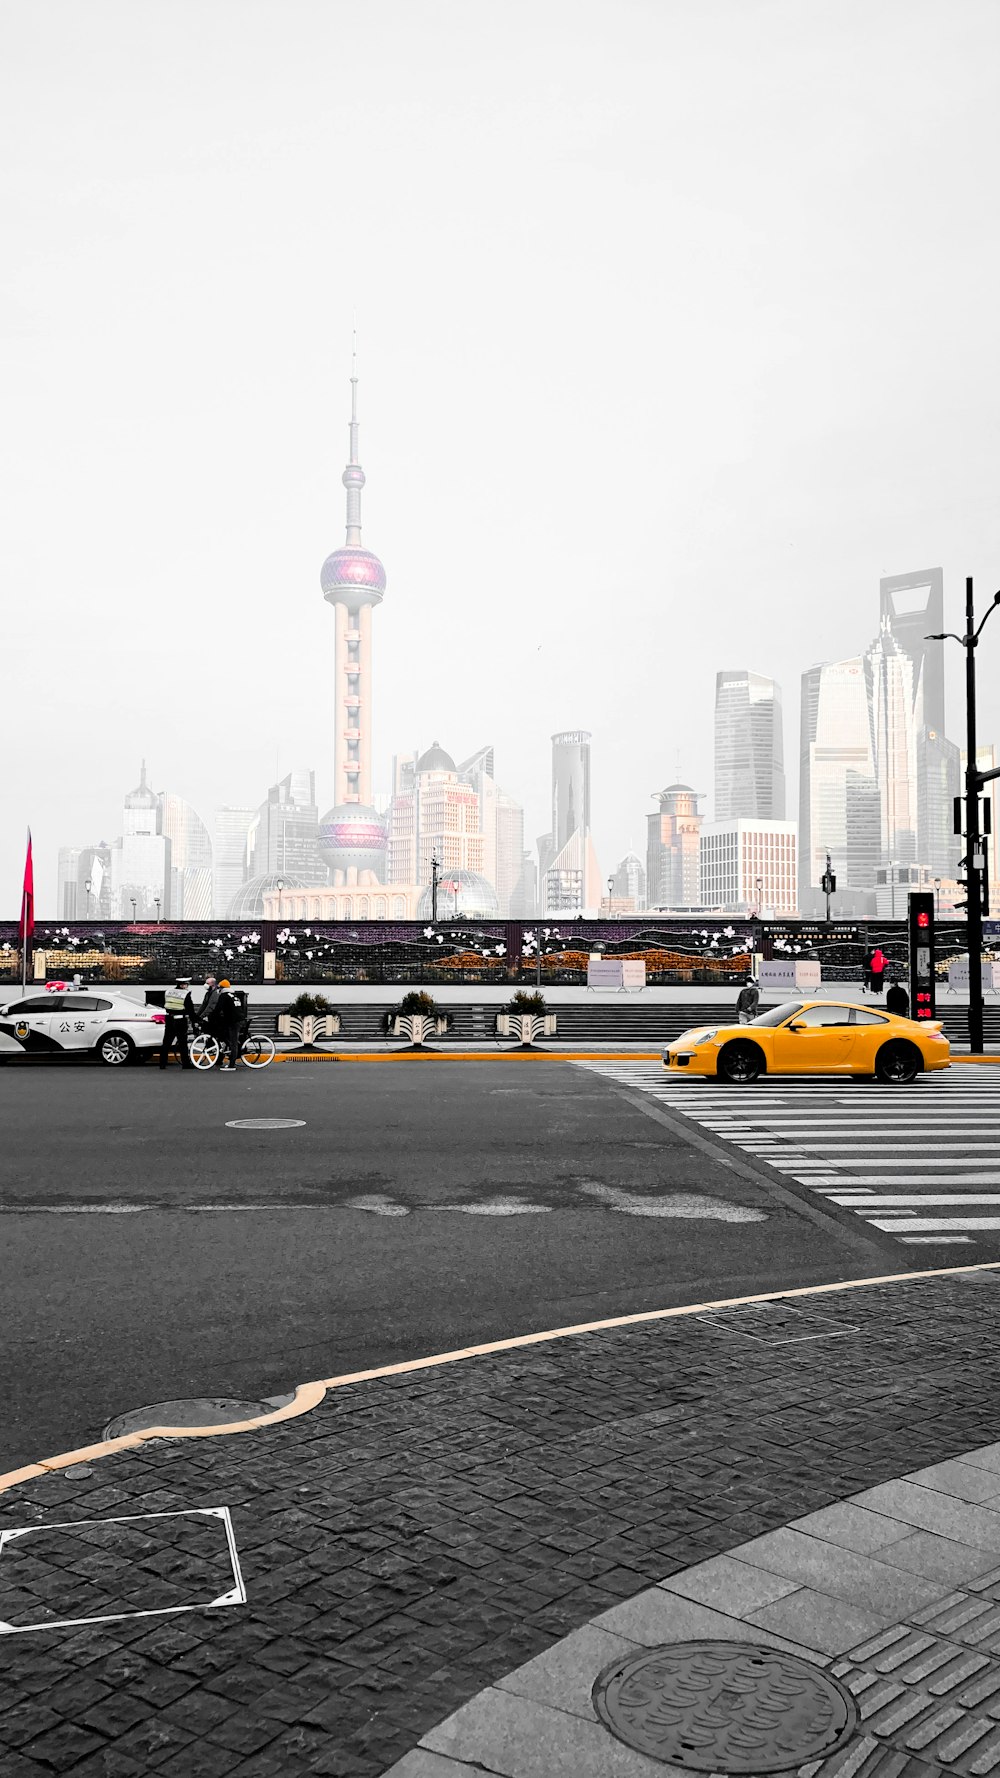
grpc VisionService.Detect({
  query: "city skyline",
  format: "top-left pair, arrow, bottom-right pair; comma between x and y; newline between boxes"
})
4,3 -> 1000,913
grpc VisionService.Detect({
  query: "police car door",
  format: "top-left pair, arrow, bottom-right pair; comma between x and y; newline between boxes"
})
0,993 -> 60,1052
58,993 -> 109,1048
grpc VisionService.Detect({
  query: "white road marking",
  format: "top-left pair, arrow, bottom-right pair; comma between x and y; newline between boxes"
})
579,1182 -> 767,1221
576,1059 -> 1000,1247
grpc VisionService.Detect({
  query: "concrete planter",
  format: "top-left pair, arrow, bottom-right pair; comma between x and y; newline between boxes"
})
277,1012 -> 341,1042
495,1012 -> 557,1045
389,1014 -> 449,1046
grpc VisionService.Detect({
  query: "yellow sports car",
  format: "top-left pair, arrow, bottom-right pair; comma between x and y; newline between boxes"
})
662,999 -> 950,1084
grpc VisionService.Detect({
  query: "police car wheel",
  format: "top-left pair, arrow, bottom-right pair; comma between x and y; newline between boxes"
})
98,1031 -> 134,1066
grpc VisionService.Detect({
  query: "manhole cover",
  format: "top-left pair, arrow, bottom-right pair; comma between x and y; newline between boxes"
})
225,1118 -> 306,1129
593,1641 -> 857,1773
103,1394 -> 295,1439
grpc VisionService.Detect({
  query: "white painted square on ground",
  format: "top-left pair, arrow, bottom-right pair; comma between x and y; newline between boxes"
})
0,1507 -> 245,1634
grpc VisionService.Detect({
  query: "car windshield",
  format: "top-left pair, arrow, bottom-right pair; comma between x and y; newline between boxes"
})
749,1001 -> 804,1027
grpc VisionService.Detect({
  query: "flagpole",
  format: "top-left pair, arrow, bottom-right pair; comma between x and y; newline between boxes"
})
21,887 -> 27,990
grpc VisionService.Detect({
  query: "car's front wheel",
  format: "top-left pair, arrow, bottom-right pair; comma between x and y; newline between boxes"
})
716,1040 -> 764,1083
97,1031 -> 134,1067
874,1040 -> 921,1084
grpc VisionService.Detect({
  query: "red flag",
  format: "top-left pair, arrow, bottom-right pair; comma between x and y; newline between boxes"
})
18,828 -> 34,949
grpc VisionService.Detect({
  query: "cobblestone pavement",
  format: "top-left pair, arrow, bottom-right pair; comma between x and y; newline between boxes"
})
3,1269 -> 1000,1775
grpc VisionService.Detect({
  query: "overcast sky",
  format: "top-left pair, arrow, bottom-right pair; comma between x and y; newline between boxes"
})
3,0 -> 1000,913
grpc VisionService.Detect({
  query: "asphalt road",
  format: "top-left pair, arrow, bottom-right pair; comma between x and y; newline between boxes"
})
1,1057 -> 904,1470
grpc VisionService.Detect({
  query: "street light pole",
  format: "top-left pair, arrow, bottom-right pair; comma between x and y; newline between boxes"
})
430,855 -> 440,924
606,875 -> 614,915
928,577 -> 1000,1054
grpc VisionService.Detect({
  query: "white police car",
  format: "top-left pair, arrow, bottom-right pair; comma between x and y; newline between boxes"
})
0,985 -> 166,1065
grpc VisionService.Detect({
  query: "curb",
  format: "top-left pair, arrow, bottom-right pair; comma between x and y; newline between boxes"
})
272,1050 -> 993,1064
5,1262 -> 1000,1498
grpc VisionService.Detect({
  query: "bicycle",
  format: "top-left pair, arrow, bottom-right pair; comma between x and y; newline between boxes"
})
189,1028 -> 276,1070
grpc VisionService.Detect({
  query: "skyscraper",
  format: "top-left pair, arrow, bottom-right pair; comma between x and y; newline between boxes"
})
880,569 -> 945,733
248,770 -> 324,884
212,807 -> 255,917
159,794 -> 213,919
714,671 -> 785,821
646,786 -> 702,908
387,744 -> 485,887
798,658 -> 880,913
111,763 -> 171,918
540,730 -> 600,912
318,339 -> 388,883
879,568 -> 958,882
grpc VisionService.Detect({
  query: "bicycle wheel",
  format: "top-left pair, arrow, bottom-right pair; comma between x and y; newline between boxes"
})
190,1032 -> 220,1070
241,1035 -> 275,1069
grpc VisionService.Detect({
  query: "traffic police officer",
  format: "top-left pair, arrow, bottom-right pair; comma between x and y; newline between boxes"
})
159,974 -> 196,1070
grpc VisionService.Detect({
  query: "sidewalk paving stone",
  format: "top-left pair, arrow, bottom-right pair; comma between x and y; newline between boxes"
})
5,1274 -> 1000,1773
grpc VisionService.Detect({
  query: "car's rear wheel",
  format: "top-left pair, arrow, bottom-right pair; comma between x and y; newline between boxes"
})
97,1031 -> 134,1067
874,1040 -> 921,1084
717,1040 -> 764,1083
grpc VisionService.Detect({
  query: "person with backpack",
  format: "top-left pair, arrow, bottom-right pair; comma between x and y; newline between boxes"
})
214,979 -> 244,1071
886,979 -> 910,1018
736,976 -> 760,1023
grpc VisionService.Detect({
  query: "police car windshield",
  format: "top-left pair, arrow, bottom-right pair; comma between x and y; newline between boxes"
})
749,1001 -> 804,1027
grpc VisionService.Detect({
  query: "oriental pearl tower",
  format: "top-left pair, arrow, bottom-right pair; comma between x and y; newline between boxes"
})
318,341 -> 388,882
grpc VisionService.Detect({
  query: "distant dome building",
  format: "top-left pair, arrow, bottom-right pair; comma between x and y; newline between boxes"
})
228,872 -> 307,919
416,741 -> 456,773
416,869 -> 500,920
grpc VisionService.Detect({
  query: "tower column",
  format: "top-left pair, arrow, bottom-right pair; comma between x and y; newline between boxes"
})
334,600 -> 350,806
358,602 -> 373,807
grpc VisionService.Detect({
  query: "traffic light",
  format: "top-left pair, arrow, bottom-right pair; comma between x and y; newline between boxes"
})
907,891 -> 936,1020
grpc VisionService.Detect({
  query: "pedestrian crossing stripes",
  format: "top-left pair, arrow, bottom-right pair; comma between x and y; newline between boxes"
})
575,1060 -> 1000,1247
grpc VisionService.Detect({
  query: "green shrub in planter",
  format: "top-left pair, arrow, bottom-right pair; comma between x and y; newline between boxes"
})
398,990 -> 441,1017
287,992 -> 333,1016
508,989 -> 547,1014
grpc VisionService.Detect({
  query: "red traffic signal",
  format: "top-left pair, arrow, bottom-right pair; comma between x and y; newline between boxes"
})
917,911 -> 929,928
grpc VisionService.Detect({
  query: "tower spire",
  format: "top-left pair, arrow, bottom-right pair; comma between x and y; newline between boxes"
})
343,324 -> 364,545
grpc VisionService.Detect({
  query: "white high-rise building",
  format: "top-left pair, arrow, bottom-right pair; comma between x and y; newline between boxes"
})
111,763 -> 171,918
160,794 -> 213,919
213,807 -> 255,917
799,658 -> 880,914
700,820 -> 798,915
714,671 -> 785,822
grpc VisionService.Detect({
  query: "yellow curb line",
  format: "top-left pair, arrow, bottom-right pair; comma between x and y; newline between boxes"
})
274,1049 -> 660,1062
0,1382 -> 327,1496
5,1264 -> 1000,1497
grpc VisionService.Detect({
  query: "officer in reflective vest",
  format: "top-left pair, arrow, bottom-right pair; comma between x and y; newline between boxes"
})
159,975 -> 196,1071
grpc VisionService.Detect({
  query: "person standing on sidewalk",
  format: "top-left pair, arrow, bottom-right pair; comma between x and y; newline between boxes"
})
736,976 -> 760,1023
159,975 -> 196,1071
869,947 -> 888,997
198,975 -> 220,1031
886,979 -> 909,1017
215,980 -> 243,1071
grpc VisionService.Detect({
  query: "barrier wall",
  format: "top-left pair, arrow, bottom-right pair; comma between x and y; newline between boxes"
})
10,916 -> 998,988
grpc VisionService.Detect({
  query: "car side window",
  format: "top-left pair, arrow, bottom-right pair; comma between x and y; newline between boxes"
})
59,995 -> 112,1011
792,1005 -> 853,1027
850,1008 -> 889,1026
7,997 -> 62,1012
